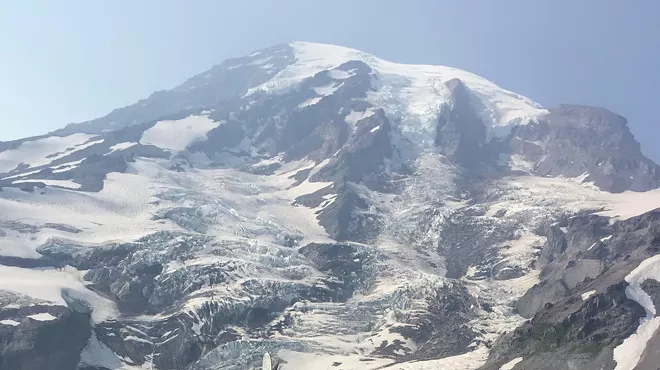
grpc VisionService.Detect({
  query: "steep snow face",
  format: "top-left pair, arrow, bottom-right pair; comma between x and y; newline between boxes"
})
499,357 -> 523,370
140,115 -> 220,151
247,42 -> 548,144
0,133 -> 100,174
0,265 -> 118,322
613,254 -> 660,370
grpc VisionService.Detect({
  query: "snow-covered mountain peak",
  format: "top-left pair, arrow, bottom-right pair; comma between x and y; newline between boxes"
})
3,41 -> 660,370
244,41 -> 548,143
57,41 -> 546,146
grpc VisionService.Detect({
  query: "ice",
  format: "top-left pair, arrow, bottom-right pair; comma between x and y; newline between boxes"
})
246,42 -> 547,146
0,161 -> 166,257
581,290 -> 596,301
250,56 -> 273,66
140,115 -> 220,151
508,154 -> 535,172
313,82 -> 342,96
108,142 -> 137,154
571,172 -> 590,184
508,175 -> 660,222
2,168 -> 42,180
613,317 -> 660,370
0,133 -> 97,173
12,179 -> 81,189
613,254 -> 660,370
499,357 -> 523,370
51,159 -> 84,173
0,319 -> 20,326
79,333 -> 142,369
0,265 -> 118,322
370,126 -> 381,133
27,313 -> 57,321
344,108 -> 376,127
125,336 -> 153,345
328,69 -> 356,80
298,97 -> 322,108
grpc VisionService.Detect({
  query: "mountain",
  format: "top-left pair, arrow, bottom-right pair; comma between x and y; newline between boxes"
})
1,42 -> 660,370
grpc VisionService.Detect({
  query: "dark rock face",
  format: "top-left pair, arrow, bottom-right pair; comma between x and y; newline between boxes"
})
389,282 -> 478,361
641,279 -> 660,311
482,283 -> 646,370
482,210 -> 660,369
188,60 -> 373,164
438,206 -> 520,279
0,305 -> 92,370
299,243 -> 376,301
510,105 -> 660,192
536,226 -> 568,268
518,210 -> 660,319
435,79 -> 492,166
302,182 -> 383,243
312,108 -> 408,192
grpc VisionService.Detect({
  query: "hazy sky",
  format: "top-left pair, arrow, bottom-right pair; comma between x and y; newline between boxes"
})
2,1 -> 660,160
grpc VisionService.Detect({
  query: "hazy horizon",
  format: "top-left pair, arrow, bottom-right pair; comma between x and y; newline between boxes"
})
2,0 -> 659,160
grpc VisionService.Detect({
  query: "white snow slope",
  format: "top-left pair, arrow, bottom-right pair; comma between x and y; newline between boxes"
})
140,114 -> 220,151
0,133 -> 99,174
613,254 -> 660,370
247,42 -> 548,144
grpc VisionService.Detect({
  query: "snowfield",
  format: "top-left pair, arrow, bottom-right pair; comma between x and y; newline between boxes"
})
0,133 -> 99,174
0,265 -> 118,322
246,42 -> 548,145
140,115 -> 220,151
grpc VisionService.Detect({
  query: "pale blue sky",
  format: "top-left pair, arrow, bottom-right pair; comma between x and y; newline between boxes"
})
2,1 -> 660,159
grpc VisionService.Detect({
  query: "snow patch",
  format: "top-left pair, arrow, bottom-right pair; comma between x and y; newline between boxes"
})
509,154 -> 535,172
613,254 -> 660,370
328,69 -> 356,79
0,319 -> 20,326
125,335 -> 153,345
299,97 -> 322,108
250,56 -> 273,66
571,172 -> 590,184
140,115 -> 219,151
313,82 -> 342,96
345,108 -> 376,126
108,142 -> 137,154
79,333 -> 132,369
51,159 -> 84,173
509,176 -> 660,222
12,179 -> 81,189
581,290 -> 596,301
0,265 -> 118,323
27,312 -> 57,321
500,357 -> 523,370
